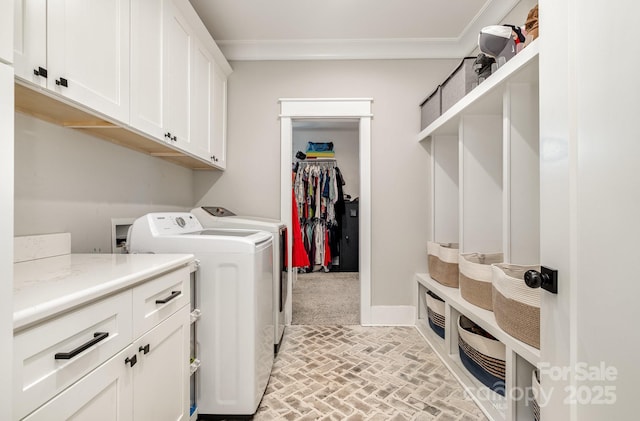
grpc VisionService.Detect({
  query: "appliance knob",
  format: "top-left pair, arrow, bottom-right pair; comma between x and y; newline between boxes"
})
176,217 -> 186,228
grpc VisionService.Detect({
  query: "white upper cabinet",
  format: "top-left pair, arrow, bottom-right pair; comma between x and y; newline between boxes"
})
210,60 -> 227,169
132,0 -> 230,168
13,0 -> 46,84
14,0 -> 130,123
13,0 -> 230,169
189,38 -> 214,162
188,34 -> 228,169
130,0 -> 167,140
47,0 -> 130,122
163,1 -> 192,152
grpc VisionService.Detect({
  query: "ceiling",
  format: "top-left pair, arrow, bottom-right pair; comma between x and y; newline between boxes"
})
189,0 -> 522,61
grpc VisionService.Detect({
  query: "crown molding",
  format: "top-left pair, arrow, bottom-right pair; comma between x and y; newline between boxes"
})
215,0 -> 521,61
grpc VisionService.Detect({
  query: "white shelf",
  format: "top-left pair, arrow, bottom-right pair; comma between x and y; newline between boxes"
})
416,319 -> 507,421
418,39 -> 539,141
416,273 -> 540,366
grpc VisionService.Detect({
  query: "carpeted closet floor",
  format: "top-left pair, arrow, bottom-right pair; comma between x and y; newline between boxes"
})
292,271 -> 360,325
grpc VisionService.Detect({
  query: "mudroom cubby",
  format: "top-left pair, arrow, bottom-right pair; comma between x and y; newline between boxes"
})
416,39 -> 540,421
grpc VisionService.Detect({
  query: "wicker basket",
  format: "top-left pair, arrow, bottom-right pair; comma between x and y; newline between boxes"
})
427,242 -> 459,287
459,252 -> 503,311
492,263 -> 541,349
425,291 -> 445,339
458,315 -> 506,395
532,369 -> 541,421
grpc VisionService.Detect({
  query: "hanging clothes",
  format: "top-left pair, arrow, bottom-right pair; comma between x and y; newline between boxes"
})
294,160 -> 344,272
291,188 -> 310,268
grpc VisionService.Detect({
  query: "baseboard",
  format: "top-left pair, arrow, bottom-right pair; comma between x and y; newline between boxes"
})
364,305 -> 416,326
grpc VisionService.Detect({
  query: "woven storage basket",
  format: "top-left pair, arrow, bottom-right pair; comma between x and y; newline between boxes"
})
459,252 -> 504,311
425,291 -> 446,339
532,369 -> 541,421
492,263 -> 541,349
457,315 -> 506,395
427,242 -> 460,287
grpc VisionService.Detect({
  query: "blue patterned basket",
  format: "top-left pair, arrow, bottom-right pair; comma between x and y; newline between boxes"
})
425,291 -> 445,339
457,315 -> 506,396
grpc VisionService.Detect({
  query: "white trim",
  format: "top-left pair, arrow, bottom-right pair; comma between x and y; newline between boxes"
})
280,98 -> 372,326
215,0 -> 521,61
365,306 -> 416,326
218,38 -> 466,61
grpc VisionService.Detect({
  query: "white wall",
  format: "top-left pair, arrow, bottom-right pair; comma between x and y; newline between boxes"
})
14,113 -> 195,253
293,125 -> 360,198
194,59 -> 456,306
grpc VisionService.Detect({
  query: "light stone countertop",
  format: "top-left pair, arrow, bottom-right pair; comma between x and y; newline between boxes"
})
14,253 -> 194,331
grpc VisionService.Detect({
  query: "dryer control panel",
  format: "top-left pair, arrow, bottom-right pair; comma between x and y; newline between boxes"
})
149,213 -> 203,235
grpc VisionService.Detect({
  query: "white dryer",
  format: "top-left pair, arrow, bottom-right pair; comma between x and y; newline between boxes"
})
191,206 -> 288,353
127,212 -> 273,417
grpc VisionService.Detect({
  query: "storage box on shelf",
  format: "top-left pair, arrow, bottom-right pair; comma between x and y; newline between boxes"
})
441,57 -> 477,113
457,315 -> 506,396
459,252 -> 504,311
427,241 -> 459,287
420,85 -> 441,130
425,290 -> 445,339
418,39 -> 539,141
492,264 -> 541,349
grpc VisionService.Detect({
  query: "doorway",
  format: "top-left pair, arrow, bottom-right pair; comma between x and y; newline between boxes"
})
279,98 -> 373,326
291,119 -> 360,324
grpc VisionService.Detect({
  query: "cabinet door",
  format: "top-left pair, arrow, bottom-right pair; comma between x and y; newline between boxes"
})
133,305 -> 190,421
13,0 -> 47,86
163,1 -> 191,149
1,0 -> 13,63
23,347 -> 134,421
210,60 -> 227,169
0,62 -> 13,421
130,0 -> 167,139
46,0 -> 130,122
188,39 -> 213,162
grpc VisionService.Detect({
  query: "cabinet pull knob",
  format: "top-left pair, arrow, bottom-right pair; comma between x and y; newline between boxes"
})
155,290 -> 181,304
139,344 -> 150,355
165,132 -> 171,139
171,135 -> 177,142
33,66 -> 48,78
55,77 -> 68,87
125,355 -> 137,367
524,266 -> 558,294
54,332 -> 109,360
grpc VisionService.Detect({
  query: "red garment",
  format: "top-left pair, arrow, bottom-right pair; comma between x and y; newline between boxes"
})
291,189 -> 310,268
323,230 -> 331,267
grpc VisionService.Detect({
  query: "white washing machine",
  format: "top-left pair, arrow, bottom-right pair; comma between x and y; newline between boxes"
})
191,206 -> 288,353
127,212 -> 274,417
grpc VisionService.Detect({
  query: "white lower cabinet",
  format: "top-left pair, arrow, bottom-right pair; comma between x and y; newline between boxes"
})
14,267 -> 191,420
22,346 -> 133,421
23,307 -> 189,421
132,306 -> 190,421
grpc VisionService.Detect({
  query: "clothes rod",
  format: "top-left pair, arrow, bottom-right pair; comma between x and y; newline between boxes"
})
298,158 -> 336,162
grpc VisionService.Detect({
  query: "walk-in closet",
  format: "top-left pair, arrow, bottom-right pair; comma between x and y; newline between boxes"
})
290,119 -> 361,325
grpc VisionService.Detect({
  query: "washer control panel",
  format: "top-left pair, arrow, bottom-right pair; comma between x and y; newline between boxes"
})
149,213 -> 203,234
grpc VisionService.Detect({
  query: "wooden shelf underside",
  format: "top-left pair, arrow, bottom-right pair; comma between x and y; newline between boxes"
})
14,82 -> 217,170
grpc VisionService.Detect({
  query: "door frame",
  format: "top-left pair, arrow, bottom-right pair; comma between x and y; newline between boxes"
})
279,98 -> 373,325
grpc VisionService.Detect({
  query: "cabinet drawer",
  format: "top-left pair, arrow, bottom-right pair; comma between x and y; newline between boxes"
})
132,267 -> 190,338
13,290 -> 133,420
22,346 -> 133,421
